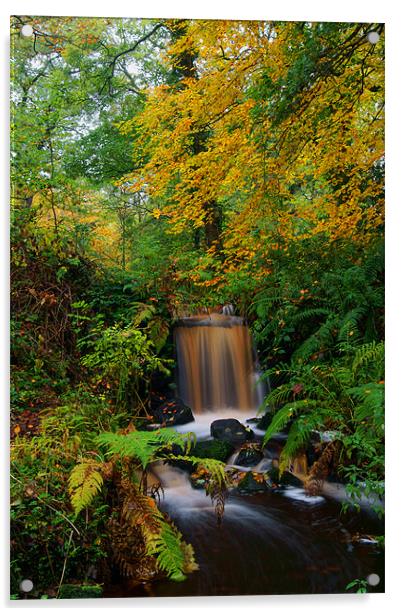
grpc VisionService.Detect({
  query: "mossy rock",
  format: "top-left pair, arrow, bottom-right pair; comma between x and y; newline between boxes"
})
58,584 -> 103,599
192,439 -> 234,462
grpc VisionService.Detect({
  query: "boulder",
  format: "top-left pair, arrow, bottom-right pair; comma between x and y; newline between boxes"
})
210,418 -> 254,446
234,443 -> 264,467
192,439 -> 234,462
167,438 -> 234,473
151,397 -> 194,427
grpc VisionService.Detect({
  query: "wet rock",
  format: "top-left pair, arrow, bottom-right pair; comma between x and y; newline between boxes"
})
279,471 -> 304,488
192,439 -> 234,462
256,411 -> 274,430
151,397 -> 194,426
210,418 -> 254,446
237,471 -> 273,494
235,443 -> 264,467
169,439 -> 234,473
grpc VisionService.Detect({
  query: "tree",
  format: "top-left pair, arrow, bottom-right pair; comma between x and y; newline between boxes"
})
120,20 -> 384,302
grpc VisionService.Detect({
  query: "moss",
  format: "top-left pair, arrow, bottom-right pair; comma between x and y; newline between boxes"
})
58,584 -> 103,599
192,439 -> 234,462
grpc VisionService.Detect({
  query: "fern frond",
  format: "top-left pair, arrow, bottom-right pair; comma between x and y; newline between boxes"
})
352,341 -> 384,377
96,428 -> 195,468
292,314 -> 339,362
289,307 -> 334,325
347,383 -> 384,431
169,455 -> 227,487
278,408 -> 330,474
68,460 -> 104,515
131,302 -> 156,326
262,399 -> 317,447
147,521 -> 187,582
263,382 -> 294,411
120,479 -> 193,581
337,307 -> 366,343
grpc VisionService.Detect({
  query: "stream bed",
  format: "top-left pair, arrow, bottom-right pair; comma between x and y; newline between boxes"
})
104,411 -> 384,598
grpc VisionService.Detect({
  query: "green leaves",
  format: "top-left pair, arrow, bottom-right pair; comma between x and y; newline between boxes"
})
79,321 -> 170,408
68,460 -> 104,515
96,428 -> 195,469
147,521 -> 188,582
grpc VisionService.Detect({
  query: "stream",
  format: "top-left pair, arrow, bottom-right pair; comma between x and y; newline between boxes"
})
104,411 -> 384,597
104,314 -> 384,597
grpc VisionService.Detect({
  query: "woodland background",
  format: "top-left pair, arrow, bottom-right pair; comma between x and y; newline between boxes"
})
9,16 -> 384,599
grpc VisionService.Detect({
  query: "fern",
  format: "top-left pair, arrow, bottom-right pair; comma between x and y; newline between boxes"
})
289,307 -> 334,325
120,478 -> 194,581
68,460 -> 104,515
278,408 -> 330,474
292,314 -> 339,363
169,455 -> 228,521
147,521 -> 187,582
347,383 -> 384,432
352,341 -> 384,378
96,428 -> 195,469
262,399 -> 316,447
262,381 -> 294,411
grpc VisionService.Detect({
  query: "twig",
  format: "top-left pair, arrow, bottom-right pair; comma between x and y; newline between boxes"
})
56,529 -> 74,598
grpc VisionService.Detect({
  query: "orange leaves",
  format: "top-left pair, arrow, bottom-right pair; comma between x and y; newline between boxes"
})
117,21 -> 384,294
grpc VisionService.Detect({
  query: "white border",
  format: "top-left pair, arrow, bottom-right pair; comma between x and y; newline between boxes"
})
2,1 -> 400,614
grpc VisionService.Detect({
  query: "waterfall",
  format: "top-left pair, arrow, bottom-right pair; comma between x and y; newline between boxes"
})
175,313 -> 261,413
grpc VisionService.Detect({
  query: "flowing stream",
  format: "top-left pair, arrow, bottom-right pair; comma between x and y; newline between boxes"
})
105,314 -> 384,597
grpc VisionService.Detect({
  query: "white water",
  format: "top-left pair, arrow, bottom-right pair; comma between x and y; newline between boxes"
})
281,486 -> 325,505
174,409 -> 265,440
153,461 -> 293,531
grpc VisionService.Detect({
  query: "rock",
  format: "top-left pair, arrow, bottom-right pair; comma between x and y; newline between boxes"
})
263,437 -> 284,461
237,471 -> 273,494
256,411 -> 273,430
279,471 -> 304,488
210,418 -> 254,446
151,397 -> 194,426
234,443 -> 264,467
169,438 -> 234,473
192,439 -> 234,462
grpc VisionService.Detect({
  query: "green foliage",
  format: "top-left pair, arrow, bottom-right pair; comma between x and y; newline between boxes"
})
261,339 -> 384,510
68,461 -> 105,515
250,238 -> 383,366
58,584 -> 103,599
79,321 -> 170,409
96,428 -> 195,469
10,14 -> 384,595
146,521 -> 188,582
68,427 -> 202,583
345,578 -> 368,593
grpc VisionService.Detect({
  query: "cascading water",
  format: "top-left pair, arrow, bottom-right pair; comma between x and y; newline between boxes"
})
175,313 -> 262,413
105,312 -> 384,597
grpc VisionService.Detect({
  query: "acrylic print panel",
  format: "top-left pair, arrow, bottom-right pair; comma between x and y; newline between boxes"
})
10,15 -> 384,600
